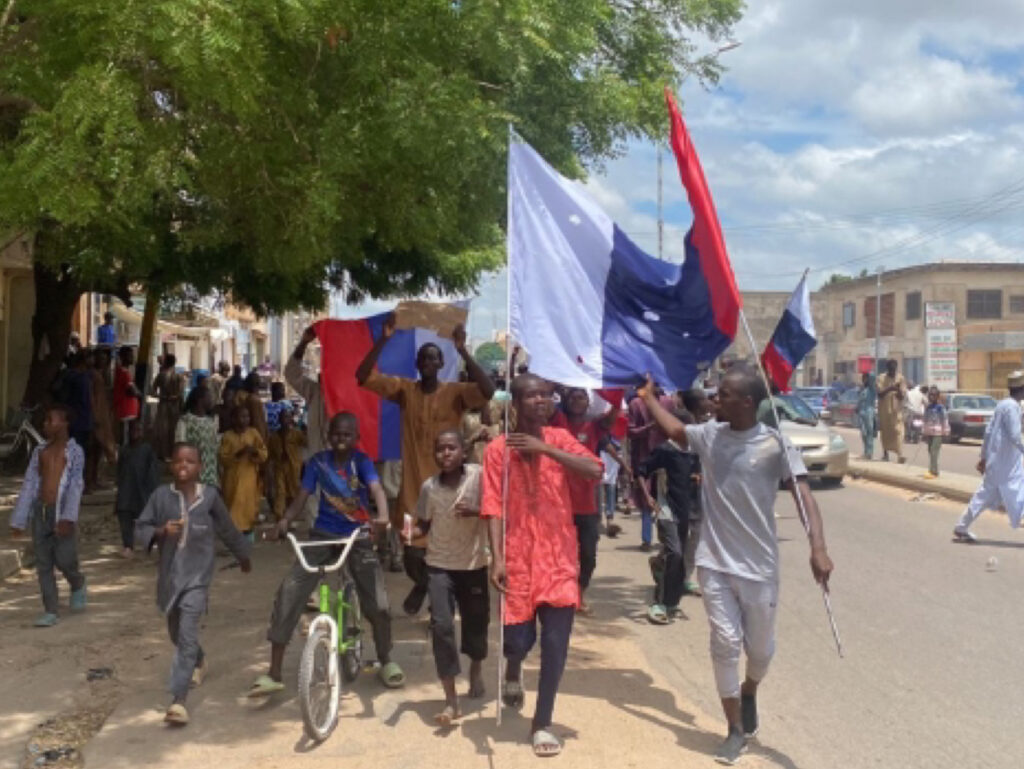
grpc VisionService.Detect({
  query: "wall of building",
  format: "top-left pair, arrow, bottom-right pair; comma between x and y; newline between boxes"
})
818,264 -> 1024,393
0,234 -> 35,420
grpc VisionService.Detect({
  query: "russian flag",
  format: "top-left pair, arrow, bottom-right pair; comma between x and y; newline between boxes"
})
761,274 -> 817,393
313,314 -> 460,460
508,91 -> 741,391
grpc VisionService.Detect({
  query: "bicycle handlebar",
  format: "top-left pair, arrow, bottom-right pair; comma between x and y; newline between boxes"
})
285,530 -> 366,575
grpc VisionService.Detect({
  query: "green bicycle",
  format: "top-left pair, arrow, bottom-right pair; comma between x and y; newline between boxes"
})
286,530 -> 366,741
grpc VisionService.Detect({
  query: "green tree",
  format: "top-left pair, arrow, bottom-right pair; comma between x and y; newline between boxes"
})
0,0 -> 742,405
473,340 -> 506,372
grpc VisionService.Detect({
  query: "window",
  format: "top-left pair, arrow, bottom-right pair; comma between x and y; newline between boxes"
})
905,291 -> 922,321
967,289 -> 1002,319
864,293 -> 895,338
904,357 -> 924,385
1010,295 -> 1024,314
842,302 -> 855,328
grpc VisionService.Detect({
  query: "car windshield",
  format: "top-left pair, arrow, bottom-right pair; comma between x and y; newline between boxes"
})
774,394 -> 818,423
951,395 -> 997,410
795,388 -> 826,401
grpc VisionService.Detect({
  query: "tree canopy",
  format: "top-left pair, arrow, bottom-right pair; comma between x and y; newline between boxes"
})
0,0 -> 742,313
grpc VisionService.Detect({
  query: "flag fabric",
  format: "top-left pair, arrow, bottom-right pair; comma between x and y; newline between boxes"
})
314,313 -> 461,460
761,274 -> 817,393
508,95 -> 741,391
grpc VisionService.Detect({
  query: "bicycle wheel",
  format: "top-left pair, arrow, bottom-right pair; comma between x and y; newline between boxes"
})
340,581 -> 363,683
298,624 -> 340,742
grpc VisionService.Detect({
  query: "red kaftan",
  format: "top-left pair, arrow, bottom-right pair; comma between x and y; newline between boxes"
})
481,427 -> 602,625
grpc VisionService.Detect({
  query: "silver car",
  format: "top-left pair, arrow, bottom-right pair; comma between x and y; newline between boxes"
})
946,393 -> 997,443
770,394 -> 850,486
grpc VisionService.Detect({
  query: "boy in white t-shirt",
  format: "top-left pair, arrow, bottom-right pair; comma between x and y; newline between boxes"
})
639,369 -> 834,765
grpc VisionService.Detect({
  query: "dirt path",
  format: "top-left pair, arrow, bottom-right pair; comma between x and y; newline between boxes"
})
1,503 -> 762,769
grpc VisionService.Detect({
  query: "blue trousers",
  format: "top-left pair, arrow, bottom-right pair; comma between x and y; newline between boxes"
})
504,605 -> 575,730
858,408 -> 877,458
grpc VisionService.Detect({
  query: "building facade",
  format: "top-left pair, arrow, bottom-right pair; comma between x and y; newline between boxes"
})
817,263 -> 1024,394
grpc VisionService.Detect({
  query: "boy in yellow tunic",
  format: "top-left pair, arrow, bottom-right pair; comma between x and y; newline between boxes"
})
268,408 -> 306,521
219,406 -> 268,538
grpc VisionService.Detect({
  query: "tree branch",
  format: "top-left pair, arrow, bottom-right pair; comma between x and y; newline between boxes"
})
0,0 -> 16,32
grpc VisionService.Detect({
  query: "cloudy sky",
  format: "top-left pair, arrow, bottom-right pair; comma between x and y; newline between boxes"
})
344,1 -> 1024,343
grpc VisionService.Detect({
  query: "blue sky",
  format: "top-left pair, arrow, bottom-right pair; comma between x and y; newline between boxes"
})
340,1 -> 1024,345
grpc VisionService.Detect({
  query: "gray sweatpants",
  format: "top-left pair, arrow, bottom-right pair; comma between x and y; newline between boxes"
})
267,535 -> 392,663
31,502 -> 85,614
167,588 -> 207,701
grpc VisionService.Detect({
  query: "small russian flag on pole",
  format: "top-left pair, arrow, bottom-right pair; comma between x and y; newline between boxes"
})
761,273 -> 817,393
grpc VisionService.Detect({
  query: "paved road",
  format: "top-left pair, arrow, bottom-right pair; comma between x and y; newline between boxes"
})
832,424 -> 983,476
598,477 -> 1024,768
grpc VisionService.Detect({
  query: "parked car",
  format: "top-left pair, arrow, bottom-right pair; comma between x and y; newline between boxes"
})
794,387 -> 832,421
830,388 -> 861,427
769,393 -> 849,486
945,393 -> 998,443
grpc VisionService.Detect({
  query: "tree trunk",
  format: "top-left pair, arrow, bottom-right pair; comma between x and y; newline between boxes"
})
134,286 -> 160,422
20,255 -> 83,410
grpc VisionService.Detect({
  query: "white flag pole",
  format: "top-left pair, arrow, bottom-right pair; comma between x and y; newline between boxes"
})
738,299 -> 844,658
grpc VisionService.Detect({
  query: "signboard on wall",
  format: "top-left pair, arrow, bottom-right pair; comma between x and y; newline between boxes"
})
925,301 -> 955,329
926,327 -> 958,390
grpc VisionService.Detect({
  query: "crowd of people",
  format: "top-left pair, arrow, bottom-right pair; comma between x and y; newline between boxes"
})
8,315 -> 842,764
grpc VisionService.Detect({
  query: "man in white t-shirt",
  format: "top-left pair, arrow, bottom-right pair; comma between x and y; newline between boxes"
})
640,368 -> 834,765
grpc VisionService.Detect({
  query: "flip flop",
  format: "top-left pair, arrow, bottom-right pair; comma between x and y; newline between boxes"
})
502,679 -> 525,709
433,703 -> 460,727
647,604 -> 670,625
247,674 -> 285,698
379,661 -> 406,689
532,728 -> 563,757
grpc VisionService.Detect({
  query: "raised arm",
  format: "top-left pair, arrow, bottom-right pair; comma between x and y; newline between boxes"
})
452,323 -> 495,399
639,376 -> 688,449
355,313 -> 396,385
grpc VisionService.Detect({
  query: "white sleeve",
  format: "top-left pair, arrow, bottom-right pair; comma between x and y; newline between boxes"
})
684,422 -> 712,459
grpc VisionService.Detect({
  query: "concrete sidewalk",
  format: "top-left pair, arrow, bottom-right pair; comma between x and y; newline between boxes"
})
847,457 -> 977,503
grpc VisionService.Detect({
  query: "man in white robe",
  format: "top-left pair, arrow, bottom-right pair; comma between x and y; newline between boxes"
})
953,371 -> 1024,542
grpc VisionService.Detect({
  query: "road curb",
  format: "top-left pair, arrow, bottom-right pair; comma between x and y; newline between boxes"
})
847,462 -> 973,504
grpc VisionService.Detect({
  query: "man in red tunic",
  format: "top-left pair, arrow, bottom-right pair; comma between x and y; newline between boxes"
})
483,374 -> 602,757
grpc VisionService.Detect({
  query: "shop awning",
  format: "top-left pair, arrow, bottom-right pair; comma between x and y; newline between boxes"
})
108,302 -> 211,340
962,331 -> 1024,352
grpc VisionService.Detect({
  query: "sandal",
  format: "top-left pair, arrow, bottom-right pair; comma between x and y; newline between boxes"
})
433,703 -> 460,727
532,728 -> 563,757
379,661 -> 406,689
164,703 -> 189,726
502,679 -> 525,709
647,604 -> 670,625
247,674 -> 285,698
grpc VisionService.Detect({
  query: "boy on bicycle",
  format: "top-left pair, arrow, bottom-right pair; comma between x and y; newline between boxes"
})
250,412 -> 405,697
136,442 -> 253,725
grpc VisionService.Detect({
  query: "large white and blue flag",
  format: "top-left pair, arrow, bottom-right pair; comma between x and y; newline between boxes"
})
508,95 -> 741,390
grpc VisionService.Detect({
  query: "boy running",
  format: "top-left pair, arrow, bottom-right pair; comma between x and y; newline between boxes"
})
412,429 -> 488,726
250,412 -> 404,696
483,374 -> 602,757
136,443 -> 252,725
640,370 -> 833,765
9,404 -> 87,627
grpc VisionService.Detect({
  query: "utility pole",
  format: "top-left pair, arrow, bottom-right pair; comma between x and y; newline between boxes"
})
657,144 -> 664,259
874,268 -> 882,373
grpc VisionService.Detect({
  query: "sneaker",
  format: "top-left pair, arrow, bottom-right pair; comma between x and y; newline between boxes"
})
606,522 -> 622,538
952,526 -> 977,543
70,584 -> 87,611
190,659 -> 207,689
922,472 -> 937,480
164,702 -> 189,725
640,542 -> 653,553
741,693 -> 758,738
34,613 -> 59,628
714,727 -> 748,765
684,580 -> 702,597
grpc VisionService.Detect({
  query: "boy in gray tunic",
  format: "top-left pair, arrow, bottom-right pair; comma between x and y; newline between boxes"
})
136,442 -> 252,726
